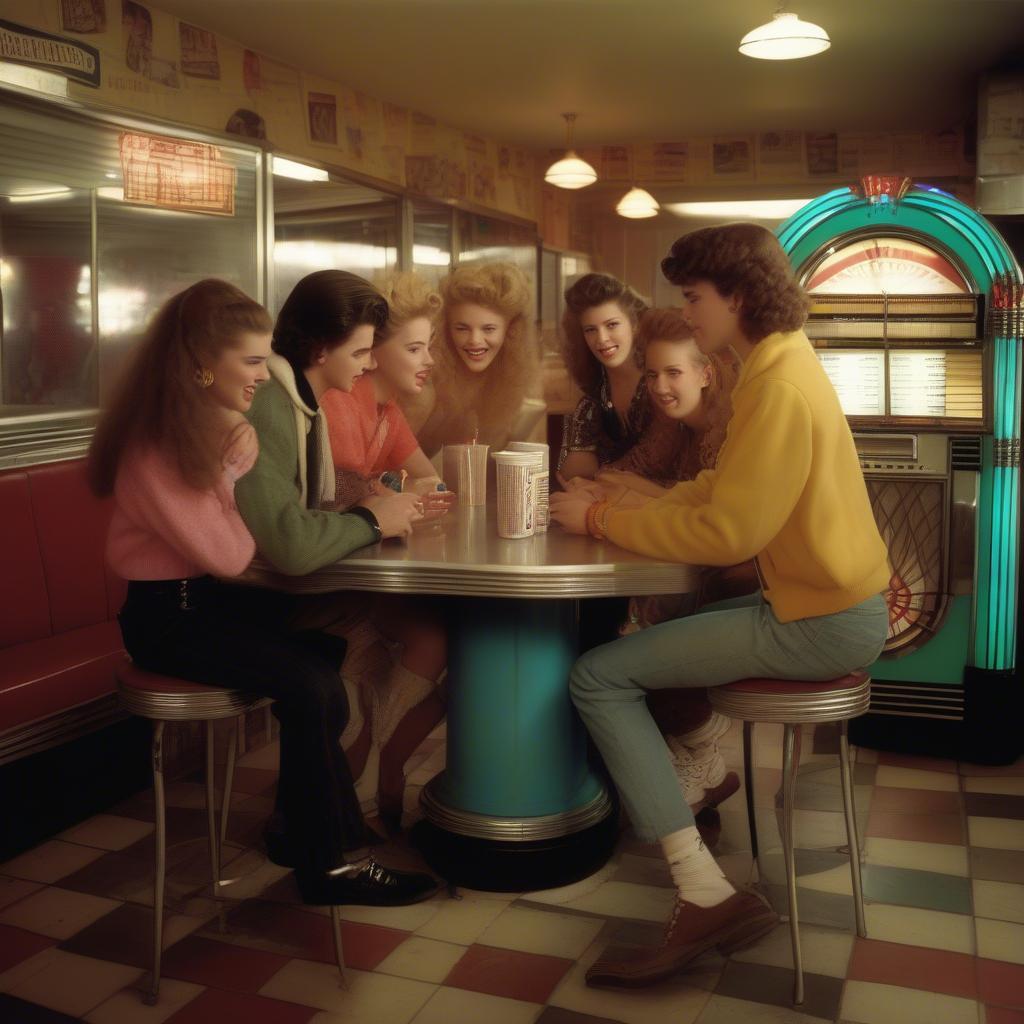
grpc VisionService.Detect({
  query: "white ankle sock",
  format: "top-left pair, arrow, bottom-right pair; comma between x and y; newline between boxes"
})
660,825 -> 736,908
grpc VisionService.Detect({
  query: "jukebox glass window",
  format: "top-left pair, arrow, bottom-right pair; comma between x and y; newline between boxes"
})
868,475 -> 949,654
805,237 -> 969,294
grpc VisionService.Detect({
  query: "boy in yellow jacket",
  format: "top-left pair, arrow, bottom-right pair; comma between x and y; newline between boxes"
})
550,222 -> 890,988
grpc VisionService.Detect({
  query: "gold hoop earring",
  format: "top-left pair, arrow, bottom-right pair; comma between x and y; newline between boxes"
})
193,366 -> 214,388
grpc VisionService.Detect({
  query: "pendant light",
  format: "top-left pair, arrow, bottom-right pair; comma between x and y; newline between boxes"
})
616,186 -> 659,219
544,113 -> 598,190
739,7 -> 830,60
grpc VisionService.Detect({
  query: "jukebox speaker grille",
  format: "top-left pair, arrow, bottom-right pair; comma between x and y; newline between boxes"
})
868,477 -> 948,654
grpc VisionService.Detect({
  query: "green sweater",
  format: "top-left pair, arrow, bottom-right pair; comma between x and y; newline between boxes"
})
235,373 -> 376,575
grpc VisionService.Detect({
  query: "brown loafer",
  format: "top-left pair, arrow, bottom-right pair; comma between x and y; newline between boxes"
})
585,889 -> 778,989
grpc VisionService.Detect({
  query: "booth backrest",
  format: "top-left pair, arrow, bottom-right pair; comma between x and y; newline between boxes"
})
0,459 -> 125,651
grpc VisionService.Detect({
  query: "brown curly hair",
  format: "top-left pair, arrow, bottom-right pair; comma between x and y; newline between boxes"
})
89,280 -> 271,496
561,273 -> 648,394
661,223 -> 809,342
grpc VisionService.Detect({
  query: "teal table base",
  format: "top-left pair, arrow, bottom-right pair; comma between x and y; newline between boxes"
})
411,597 -> 619,891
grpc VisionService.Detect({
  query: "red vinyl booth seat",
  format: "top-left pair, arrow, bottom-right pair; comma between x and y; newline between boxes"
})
0,459 -> 127,764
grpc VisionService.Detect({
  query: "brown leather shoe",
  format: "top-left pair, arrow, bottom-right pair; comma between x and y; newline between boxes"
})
585,889 -> 778,989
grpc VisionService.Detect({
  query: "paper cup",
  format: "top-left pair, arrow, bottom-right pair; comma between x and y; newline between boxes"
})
508,442 -> 550,532
493,450 -> 542,539
442,443 -> 489,506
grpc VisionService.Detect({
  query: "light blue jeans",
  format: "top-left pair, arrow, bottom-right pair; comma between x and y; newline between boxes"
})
569,591 -> 888,842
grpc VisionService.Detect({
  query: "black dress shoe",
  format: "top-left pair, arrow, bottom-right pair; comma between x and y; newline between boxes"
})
295,858 -> 441,906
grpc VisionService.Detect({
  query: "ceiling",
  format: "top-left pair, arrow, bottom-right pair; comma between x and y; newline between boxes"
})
154,0 -> 1023,150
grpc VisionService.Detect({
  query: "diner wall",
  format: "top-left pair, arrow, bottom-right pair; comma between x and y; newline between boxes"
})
1,0 -> 542,223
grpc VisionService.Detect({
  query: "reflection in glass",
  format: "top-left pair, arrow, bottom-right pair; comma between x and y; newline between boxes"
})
412,201 -> 452,288
96,156 -> 260,402
273,175 -> 399,313
0,187 -> 94,411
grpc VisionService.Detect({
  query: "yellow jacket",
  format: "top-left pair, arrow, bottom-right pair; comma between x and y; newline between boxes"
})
605,330 -> 890,622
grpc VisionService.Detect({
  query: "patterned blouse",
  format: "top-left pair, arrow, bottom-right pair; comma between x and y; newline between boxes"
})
559,373 -> 651,471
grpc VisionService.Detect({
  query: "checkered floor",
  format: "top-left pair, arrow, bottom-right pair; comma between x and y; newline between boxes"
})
1,719 -> 1022,1024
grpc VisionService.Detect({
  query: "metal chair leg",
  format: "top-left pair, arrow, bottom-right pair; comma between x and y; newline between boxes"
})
204,721 -> 221,897
742,720 -> 759,878
220,719 -> 240,859
839,720 -> 867,938
144,721 -> 166,1006
781,723 -> 804,1005
330,905 -> 348,988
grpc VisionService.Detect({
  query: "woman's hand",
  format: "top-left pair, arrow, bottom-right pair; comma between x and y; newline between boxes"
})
357,492 -> 424,540
222,421 -> 258,481
549,491 -> 594,535
408,476 -> 457,517
557,473 -> 607,502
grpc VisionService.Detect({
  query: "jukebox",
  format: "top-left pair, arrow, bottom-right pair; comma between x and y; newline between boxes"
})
777,178 -> 1022,763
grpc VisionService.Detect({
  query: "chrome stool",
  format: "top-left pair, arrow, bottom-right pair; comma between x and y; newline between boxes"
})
116,661 -> 347,1004
708,671 -> 870,1005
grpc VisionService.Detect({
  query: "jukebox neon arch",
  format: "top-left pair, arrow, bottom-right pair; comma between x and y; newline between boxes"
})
777,182 -> 1021,753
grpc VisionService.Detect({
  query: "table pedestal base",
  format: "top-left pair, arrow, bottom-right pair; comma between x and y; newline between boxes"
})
411,791 -> 619,893
411,595 -> 619,891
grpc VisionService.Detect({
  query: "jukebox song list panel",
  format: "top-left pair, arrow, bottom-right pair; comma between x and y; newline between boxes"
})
817,351 -> 885,417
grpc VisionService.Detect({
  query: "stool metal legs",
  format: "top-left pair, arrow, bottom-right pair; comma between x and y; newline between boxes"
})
330,906 -> 348,987
742,719 -> 867,1006
742,722 -> 758,875
145,721 -> 167,1006
839,721 -> 867,938
781,724 -> 804,1005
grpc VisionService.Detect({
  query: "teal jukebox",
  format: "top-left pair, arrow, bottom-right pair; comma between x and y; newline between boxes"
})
777,178 -> 1022,763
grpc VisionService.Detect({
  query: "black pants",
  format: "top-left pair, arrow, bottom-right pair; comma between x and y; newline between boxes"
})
118,578 -> 374,873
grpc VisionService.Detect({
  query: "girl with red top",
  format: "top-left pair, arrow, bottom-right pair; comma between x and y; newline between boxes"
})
90,279 -> 437,907
321,273 -> 451,832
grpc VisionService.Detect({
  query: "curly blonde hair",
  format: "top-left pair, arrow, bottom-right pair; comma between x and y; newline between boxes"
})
376,271 -> 442,343
561,273 -> 648,394
405,261 -> 539,454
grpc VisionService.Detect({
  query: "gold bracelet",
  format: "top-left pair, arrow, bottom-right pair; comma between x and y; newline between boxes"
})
586,499 -> 610,539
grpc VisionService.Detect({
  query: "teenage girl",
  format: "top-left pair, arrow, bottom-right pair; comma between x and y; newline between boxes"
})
550,224 -> 890,987
91,279 -> 437,907
558,272 -> 679,481
321,272 -> 453,832
402,261 -> 540,455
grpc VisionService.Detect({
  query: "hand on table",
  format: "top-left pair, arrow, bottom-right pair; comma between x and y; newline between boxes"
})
408,476 -> 457,518
357,492 -> 424,540
548,490 -> 594,536
555,473 -> 607,502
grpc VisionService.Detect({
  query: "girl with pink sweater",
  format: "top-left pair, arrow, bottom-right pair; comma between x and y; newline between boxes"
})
90,279 -> 437,908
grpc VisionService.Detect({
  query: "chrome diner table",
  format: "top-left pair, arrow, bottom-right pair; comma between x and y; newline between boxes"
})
244,504 -> 698,891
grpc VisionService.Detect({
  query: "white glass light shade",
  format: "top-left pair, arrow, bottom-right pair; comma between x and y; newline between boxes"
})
739,11 -> 830,60
544,151 -> 597,190
616,186 -> 659,219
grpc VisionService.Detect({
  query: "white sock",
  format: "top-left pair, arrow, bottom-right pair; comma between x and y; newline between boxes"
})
661,825 -> 736,908
338,676 -> 365,750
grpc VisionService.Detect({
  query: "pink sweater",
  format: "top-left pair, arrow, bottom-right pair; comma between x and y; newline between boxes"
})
107,445 -> 256,581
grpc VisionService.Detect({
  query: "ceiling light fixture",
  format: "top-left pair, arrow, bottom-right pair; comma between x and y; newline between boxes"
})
616,186 -> 659,219
272,156 -> 329,182
665,198 -> 812,219
544,113 -> 597,190
739,7 -> 830,61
